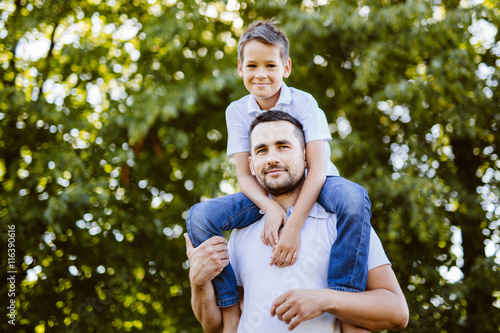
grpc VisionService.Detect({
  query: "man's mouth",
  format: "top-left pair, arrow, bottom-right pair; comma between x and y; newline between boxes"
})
264,168 -> 285,175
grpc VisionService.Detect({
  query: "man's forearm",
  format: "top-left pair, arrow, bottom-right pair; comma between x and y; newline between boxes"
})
191,281 -> 223,333
322,288 -> 408,331
271,265 -> 409,331
324,264 -> 408,330
185,234 -> 232,332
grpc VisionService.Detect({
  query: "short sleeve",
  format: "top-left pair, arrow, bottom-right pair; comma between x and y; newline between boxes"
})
226,102 -> 251,156
367,229 -> 391,270
289,91 -> 332,144
227,234 -> 242,286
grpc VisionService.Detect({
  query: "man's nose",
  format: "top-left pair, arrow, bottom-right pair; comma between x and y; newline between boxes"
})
266,148 -> 280,164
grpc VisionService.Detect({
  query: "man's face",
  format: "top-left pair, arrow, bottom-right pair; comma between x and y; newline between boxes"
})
238,40 -> 291,111
249,120 -> 306,196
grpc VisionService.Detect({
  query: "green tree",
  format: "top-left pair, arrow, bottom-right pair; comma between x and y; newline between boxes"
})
1,0 -> 498,332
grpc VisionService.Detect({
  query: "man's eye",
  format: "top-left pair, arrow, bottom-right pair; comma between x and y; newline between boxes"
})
279,146 -> 289,149
256,149 -> 267,154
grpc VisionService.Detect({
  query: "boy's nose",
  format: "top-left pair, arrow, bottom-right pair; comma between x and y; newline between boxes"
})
256,72 -> 266,80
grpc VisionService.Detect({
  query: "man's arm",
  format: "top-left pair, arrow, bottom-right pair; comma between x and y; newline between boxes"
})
271,264 -> 409,331
221,304 -> 241,333
328,264 -> 408,330
184,234 -> 228,333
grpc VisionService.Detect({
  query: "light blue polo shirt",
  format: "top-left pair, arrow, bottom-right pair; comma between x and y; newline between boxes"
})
225,82 -> 339,176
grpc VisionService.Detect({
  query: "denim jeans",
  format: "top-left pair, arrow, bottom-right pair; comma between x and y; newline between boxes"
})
186,176 -> 371,307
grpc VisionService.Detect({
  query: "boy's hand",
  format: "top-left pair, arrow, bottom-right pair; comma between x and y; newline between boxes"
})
270,224 -> 300,267
260,205 -> 287,247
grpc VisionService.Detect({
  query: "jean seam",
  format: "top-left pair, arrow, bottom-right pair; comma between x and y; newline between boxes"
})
319,189 -> 335,214
329,286 -> 362,293
217,294 -> 241,308
347,189 -> 369,289
222,201 -> 260,231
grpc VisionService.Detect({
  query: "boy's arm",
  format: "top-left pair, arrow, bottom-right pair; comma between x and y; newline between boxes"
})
271,264 -> 409,331
270,139 -> 326,266
234,152 -> 287,246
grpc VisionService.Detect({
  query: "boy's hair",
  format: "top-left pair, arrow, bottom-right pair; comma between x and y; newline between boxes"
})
237,19 -> 290,64
249,111 -> 305,148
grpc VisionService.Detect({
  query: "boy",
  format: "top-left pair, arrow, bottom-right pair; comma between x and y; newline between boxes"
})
187,20 -> 372,331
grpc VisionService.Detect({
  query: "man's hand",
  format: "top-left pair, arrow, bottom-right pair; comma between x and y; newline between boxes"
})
270,289 -> 324,331
184,234 -> 229,287
269,224 -> 300,267
260,204 -> 287,247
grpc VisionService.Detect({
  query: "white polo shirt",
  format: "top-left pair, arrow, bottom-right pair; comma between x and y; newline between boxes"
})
228,203 -> 390,332
225,83 -> 340,176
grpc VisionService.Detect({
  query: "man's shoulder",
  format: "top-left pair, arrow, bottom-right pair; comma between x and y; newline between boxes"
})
308,202 -> 331,220
232,216 -> 265,236
228,216 -> 265,253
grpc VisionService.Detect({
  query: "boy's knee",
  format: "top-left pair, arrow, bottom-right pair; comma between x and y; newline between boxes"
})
186,202 -> 213,245
188,201 -> 213,226
339,184 -> 369,216
342,182 -> 365,200
187,200 -> 225,234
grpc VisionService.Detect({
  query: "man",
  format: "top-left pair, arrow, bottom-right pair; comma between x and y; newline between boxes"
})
184,111 -> 409,332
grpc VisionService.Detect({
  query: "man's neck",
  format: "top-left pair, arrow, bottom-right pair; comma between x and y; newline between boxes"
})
270,186 -> 301,212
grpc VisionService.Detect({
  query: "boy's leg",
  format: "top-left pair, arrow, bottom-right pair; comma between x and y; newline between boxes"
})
318,176 -> 371,292
186,192 -> 262,307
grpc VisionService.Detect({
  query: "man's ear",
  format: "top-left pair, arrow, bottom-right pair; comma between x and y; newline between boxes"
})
283,58 -> 292,78
303,148 -> 307,168
249,156 -> 255,176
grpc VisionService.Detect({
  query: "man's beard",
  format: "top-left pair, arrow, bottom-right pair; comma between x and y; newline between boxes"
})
261,167 -> 304,196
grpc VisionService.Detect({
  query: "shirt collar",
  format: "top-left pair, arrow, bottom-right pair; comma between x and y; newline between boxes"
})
287,203 -> 329,220
247,82 -> 292,116
259,202 -> 328,220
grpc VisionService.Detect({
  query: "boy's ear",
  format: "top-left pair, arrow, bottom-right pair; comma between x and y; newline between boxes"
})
237,59 -> 244,77
283,58 -> 292,78
248,156 -> 256,176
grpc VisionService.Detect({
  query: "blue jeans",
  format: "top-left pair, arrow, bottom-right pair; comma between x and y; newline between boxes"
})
186,176 -> 371,307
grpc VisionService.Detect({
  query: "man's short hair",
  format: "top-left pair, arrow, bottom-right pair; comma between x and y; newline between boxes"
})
249,111 -> 305,149
237,19 -> 290,64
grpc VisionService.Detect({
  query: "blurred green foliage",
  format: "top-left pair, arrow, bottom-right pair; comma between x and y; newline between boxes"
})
1,0 -> 499,332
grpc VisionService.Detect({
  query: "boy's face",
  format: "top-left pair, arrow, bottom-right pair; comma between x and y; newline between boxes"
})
238,40 -> 291,111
